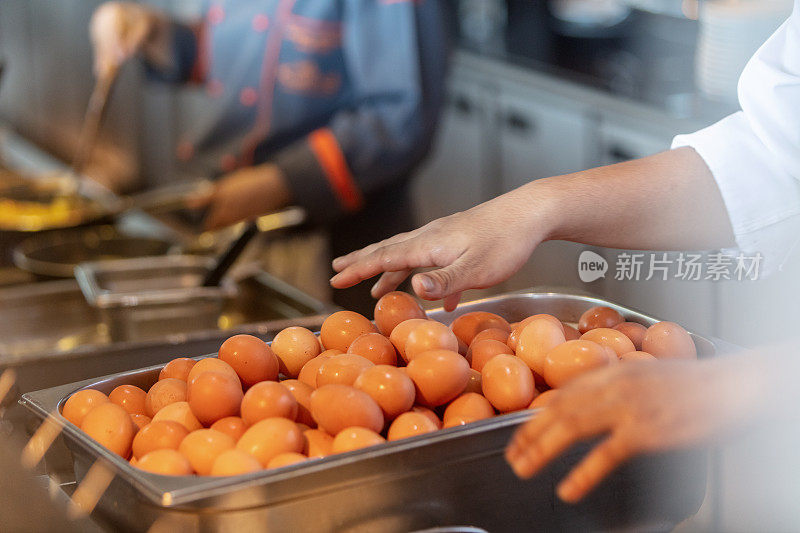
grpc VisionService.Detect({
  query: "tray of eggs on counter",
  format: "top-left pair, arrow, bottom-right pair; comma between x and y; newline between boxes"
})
20,290 -> 729,532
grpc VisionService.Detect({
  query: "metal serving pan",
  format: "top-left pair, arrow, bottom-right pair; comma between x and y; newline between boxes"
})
75,255 -> 239,342
20,292 -> 737,532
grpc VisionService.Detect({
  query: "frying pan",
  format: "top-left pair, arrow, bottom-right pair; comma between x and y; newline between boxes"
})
12,225 -> 175,279
0,177 -> 213,232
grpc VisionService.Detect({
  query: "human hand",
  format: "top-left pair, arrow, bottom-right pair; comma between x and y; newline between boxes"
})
505,359 -> 761,503
189,164 -> 292,230
90,2 -> 168,77
330,188 -> 554,311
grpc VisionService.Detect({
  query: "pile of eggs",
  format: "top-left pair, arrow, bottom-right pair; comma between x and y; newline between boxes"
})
61,293 -> 696,477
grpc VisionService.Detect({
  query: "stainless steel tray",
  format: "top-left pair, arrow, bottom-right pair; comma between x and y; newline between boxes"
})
75,255 -> 239,342
20,292 -> 735,532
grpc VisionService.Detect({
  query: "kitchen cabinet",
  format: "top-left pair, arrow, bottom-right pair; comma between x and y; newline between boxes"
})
594,118 -> 673,165
412,75 -> 492,225
495,83 -> 592,293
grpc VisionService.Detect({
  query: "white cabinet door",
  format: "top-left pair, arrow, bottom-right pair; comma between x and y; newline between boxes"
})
495,85 -> 591,293
412,76 -> 490,226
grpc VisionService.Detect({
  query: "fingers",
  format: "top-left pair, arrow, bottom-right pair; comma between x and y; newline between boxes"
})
330,241 -> 426,289
409,256 -> 474,301
371,271 -> 412,299
556,432 -> 633,503
332,230 -> 419,272
443,292 -> 462,312
184,188 -> 214,210
506,417 -> 583,479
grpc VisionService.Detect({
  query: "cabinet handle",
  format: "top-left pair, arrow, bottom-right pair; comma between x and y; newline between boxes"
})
504,111 -> 535,134
452,95 -> 475,116
608,145 -> 636,162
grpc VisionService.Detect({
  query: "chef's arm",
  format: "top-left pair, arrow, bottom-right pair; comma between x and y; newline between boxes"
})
270,0 -> 448,225
330,147 -> 735,309
90,2 -> 203,83
331,1 -> 800,307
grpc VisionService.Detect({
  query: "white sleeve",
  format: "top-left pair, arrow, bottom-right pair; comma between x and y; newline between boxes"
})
672,0 -> 800,271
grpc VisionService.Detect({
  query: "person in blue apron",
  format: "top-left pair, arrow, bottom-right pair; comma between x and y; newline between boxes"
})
90,0 -> 449,313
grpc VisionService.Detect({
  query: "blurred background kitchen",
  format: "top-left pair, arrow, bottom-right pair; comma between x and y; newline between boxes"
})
0,0 -> 795,355
0,1 -> 798,531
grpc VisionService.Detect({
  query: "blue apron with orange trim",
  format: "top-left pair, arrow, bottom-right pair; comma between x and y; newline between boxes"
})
150,0 -> 449,226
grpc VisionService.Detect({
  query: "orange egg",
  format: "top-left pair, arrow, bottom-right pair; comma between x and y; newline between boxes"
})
613,322 -> 647,350
316,354 -> 374,387
463,369 -> 483,394
443,393 -> 495,427
218,334 -> 279,386
642,322 -> 697,360
187,371 -> 243,426
543,340 -> 610,388
403,321 -> 460,362
271,327 -> 322,378
159,358 -> 197,382
80,402 -> 136,457
387,412 -> 439,441
347,333 -> 397,366
137,449 -> 193,476
178,429 -> 236,476
210,449 -> 262,476
298,352 -> 338,388
320,311 -> 377,352
406,350 -> 470,407
310,384 -> 384,435
620,351 -> 658,362
267,452 -> 307,469
373,291 -> 427,336
388,318 -> 428,360
145,378 -> 187,417
332,427 -> 386,453
481,354 -> 536,413
186,358 -> 241,389
562,324 -> 581,341
450,312 -> 511,346
109,385 -> 147,416
236,418 -> 304,467
507,314 -> 563,351
468,339 -> 513,372
470,327 -> 510,346
151,401 -> 202,432
411,406 -> 442,428
580,328 -> 636,358
353,365 -> 416,419
132,420 -> 189,459
515,318 -> 567,375
240,381 -> 298,425
303,429 -> 334,458
210,416 -> 248,442
578,306 -> 624,333
279,379 -> 316,427
529,389 -> 558,409
130,414 -> 152,431
62,389 -> 109,427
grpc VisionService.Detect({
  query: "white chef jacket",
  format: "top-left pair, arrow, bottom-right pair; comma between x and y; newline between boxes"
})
672,0 -> 800,271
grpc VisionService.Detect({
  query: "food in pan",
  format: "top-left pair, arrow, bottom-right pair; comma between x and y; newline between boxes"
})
60,300 -> 695,476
